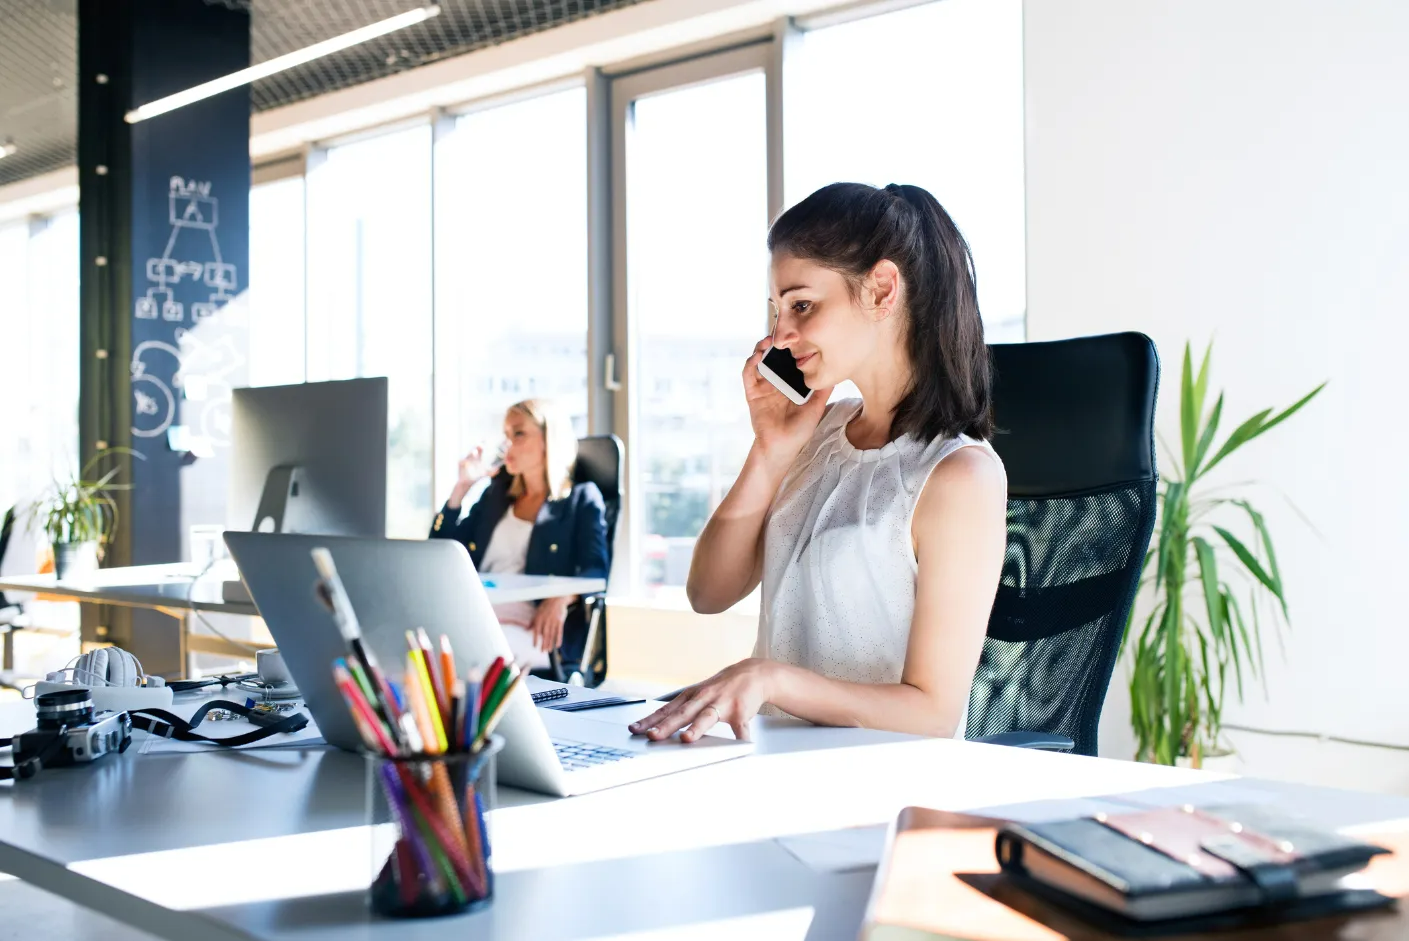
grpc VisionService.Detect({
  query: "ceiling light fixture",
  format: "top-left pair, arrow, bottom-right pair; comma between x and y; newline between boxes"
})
0,142 -> 15,159
124,4 -> 441,124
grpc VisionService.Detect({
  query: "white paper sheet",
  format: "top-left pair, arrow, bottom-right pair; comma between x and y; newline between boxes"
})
139,699 -> 326,754
775,825 -> 888,873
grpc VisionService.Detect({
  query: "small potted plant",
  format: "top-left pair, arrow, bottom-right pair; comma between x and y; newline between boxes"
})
28,449 -> 141,580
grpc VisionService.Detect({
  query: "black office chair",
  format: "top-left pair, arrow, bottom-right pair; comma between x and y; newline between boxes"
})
964,332 -> 1160,756
548,434 -> 622,687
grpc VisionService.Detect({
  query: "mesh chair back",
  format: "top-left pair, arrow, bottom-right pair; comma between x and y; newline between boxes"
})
964,333 -> 1159,756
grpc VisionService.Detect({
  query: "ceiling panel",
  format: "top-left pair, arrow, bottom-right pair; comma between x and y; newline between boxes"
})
0,0 -> 646,188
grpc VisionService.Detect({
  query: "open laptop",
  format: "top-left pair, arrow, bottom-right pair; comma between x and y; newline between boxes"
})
223,532 -> 752,796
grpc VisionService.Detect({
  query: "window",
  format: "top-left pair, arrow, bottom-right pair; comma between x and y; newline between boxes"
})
618,62 -> 769,600
0,212 -> 81,525
787,0 -> 1027,341
0,211 -> 82,645
432,87 -> 589,506
247,176 -> 307,387
306,124 -> 434,539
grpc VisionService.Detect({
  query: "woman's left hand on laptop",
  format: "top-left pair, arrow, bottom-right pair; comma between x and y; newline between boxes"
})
629,658 -> 774,743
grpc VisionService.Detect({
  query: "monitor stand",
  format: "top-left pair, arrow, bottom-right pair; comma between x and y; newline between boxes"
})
251,464 -> 306,534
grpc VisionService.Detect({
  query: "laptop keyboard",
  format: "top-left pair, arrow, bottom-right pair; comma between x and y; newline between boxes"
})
553,738 -> 637,771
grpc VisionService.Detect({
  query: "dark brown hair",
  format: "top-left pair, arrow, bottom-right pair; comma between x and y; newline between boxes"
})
768,182 -> 993,442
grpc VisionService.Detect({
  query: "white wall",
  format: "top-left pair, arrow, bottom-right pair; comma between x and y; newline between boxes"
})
1024,0 -> 1409,790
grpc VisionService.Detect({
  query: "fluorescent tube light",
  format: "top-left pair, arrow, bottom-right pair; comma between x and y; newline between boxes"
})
124,4 -> 441,124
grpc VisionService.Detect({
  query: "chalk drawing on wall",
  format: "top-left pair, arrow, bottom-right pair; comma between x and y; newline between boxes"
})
135,177 -> 240,325
130,329 -> 246,443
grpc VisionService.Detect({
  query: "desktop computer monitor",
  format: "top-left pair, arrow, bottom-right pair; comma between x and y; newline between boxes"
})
228,377 -> 388,537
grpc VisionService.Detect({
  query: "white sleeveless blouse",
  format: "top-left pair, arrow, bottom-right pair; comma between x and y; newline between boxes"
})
753,398 -> 1003,736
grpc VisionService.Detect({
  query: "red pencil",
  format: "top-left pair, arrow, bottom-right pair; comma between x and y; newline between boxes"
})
333,663 -> 398,755
479,656 -> 506,711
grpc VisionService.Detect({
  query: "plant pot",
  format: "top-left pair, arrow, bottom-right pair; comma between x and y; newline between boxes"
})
53,541 -> 100,581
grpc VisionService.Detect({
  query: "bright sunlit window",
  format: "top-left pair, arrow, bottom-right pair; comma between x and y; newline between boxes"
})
0,211 -> 82,648
787,0 -> 1026,341
432,87 -> 589,505
626,71 -> 769,601
306,124 -> 434,539
248,175 -> 307,388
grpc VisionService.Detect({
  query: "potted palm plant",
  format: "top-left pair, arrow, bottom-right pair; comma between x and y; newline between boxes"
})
1128,342 -> 1324,767
28,449 -> 140,580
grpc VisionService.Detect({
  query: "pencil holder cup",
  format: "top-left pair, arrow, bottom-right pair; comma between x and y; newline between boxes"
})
365,735 -> 504,919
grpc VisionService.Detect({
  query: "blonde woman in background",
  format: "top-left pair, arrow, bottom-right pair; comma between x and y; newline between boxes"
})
431,399 -> 608,669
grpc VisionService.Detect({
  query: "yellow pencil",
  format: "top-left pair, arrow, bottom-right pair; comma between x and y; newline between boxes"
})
405,651 -> 438,754
410,647 -> 448,754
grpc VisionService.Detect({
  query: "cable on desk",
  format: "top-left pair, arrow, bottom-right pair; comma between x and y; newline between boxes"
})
185,558 -> 261,656
1221,723 -> 1409,753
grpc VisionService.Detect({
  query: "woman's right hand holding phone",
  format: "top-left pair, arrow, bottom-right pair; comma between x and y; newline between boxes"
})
743,337 -> 832,469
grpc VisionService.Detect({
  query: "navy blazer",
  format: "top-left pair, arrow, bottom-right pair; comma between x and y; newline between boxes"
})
429,472 -> 609,582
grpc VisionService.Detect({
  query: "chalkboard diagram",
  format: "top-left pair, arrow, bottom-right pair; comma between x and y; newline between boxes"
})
135,177 -> 240,324
130,329 -> 246,441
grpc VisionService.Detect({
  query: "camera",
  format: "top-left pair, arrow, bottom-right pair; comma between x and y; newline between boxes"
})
13,688 -> 132,775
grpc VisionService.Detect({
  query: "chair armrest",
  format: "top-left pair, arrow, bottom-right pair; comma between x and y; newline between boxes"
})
969,731 -> 1074,751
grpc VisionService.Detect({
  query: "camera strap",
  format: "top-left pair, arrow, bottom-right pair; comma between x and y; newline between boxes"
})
0,702 -> 309,781
130,700 -> 309,747
0,730 -> 72,781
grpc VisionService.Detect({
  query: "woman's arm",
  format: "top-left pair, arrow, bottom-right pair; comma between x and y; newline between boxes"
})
686,338 -> 834,614
684,442 -> 793,613
635,447 -> 1007,741
430,500 -> 477,543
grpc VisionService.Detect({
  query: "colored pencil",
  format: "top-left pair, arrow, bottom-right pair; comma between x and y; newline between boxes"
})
397,764 -> 478,898
476,661 -> 518,740
438,634 -> 457,729
333,661 -> 398,755
405,652 -> 440,754
409,647 -> 448,754
479,656 -> 506,711
378,762 -> 446,900
461,671 -> 482,751
474,666 -> 524,751
416,628 -> 446,711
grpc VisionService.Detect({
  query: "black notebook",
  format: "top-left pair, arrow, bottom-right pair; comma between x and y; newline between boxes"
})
996,803 -> 1392,924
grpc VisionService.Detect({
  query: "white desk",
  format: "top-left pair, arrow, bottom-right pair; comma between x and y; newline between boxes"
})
2,696 -> 1407,941
0,565 -> 606,664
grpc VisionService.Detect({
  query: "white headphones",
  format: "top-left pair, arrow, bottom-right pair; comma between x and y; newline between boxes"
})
47,647 -> 166,689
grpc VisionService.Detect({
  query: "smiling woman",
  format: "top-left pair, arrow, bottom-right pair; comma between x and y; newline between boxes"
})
643,182 -> 1008,745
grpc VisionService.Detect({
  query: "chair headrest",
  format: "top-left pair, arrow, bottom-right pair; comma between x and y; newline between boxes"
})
573,435 -> 622,502
990,332 -> 1159,498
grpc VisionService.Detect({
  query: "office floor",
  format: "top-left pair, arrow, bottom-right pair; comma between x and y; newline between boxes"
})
0,877 -> 157,941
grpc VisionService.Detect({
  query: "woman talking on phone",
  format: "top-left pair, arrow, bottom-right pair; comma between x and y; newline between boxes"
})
630,182 -> 1007,743
430,399 -> 608,669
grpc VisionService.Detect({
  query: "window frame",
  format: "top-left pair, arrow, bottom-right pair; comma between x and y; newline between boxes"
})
604,41 -> 778,601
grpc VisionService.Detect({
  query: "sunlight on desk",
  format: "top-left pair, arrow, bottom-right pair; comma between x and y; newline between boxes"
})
67,826 -> 391,910
581,906 -> 815,941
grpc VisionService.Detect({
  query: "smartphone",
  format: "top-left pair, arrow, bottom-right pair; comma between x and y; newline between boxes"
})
757,346 -> 813,405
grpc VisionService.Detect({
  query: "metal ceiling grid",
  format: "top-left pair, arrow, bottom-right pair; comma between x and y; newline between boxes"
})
0,0 -> 646,188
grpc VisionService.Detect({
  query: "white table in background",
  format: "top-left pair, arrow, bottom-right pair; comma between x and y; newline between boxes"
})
2,695 -> 1407,941
0,565 -> 605,664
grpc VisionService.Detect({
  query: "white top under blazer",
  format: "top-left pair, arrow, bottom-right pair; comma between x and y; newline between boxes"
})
753,398 -> 1004,737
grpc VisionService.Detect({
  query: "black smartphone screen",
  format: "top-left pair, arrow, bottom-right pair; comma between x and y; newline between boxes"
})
761,346 -> 811,400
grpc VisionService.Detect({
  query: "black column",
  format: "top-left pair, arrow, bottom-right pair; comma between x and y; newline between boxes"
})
79,0 -> 250,674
